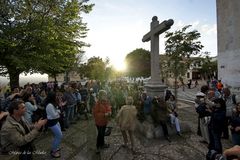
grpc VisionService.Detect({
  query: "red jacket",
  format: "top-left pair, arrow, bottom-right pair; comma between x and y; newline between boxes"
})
93,100 -> 111,126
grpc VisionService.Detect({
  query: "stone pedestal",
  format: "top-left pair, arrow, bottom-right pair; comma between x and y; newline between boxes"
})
135,118 -> 191,139
145,83 -> 167,98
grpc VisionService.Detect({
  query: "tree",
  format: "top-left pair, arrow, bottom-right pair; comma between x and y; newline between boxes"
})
198,52 -> 217,80
165,25 -> 203,98
0,0 -> 94,88
125,48 -> 151,78
81,57 -> 108,82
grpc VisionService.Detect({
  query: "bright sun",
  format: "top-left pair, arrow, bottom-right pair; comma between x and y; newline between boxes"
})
113,61 -> 127,72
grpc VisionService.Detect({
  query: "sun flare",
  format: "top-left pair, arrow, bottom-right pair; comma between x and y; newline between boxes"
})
113,61 -> 127,72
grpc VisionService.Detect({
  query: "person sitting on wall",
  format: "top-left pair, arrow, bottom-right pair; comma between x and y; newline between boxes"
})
151,96 -> 171,142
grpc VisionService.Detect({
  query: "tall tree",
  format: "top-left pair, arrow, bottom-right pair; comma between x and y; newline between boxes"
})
0,0 -> 94,88
125,48 -> 151,78
198,52 -> 217,80
81,57 -> 108,82
165,25 -> 203,98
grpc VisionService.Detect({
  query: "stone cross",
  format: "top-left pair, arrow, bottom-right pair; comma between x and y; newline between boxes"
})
142,16 -> 174,84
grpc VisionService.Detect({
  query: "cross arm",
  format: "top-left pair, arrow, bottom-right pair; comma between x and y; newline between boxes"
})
142,32 -> 151,42
142,19 -> 174,42
154,19 -> 174,35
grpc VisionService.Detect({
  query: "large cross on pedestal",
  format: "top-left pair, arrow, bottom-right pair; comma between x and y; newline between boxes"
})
142,16 -> 174,97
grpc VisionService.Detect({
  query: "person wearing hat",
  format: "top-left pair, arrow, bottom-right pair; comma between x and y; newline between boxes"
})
92,90 -> 112,154
194,85 -> 213,144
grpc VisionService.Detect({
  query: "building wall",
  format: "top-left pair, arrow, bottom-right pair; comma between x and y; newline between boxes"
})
48,71 -> 81,83
217,0 -> 240,88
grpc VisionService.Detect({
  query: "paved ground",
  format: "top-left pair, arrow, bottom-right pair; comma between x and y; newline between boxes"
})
0,83 -> 233,160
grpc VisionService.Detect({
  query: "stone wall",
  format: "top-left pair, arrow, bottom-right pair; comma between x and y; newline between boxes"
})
217,0 -> 240,89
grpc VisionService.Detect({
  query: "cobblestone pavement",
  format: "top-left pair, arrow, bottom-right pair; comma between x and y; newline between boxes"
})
1,101 -> 233,160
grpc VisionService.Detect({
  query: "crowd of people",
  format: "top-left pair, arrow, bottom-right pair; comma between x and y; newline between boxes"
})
194,79 -> 240,160
0,80 -> 183,158
0,81 -> 93,159
1,78 -> 239,160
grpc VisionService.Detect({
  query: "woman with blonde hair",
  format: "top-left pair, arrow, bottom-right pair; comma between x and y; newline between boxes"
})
93,90 -> 112,154
116,96 -> 137,151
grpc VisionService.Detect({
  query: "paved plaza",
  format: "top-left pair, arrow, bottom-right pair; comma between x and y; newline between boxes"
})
0,85 -> 233,160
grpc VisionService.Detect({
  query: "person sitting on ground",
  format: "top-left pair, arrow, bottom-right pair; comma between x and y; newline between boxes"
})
116,96 -> 137,151
166,94 -> 181,136
93,90 -> 112,154
1,100 -> 47,159
151,96 -> 171,142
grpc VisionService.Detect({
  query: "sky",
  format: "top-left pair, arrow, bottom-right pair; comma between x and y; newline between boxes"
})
82,0 -> 217,71
0,0 -> 217,86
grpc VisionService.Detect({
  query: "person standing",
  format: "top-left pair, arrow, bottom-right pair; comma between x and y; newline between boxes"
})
22,92 -> 38,124
1,100 -> 47,159
207,98 -> 226,155
89,88 -> 96,114
45,92 -> 63,158
116,96 -> 137,151
187,79 -> 192,89
222,87 -> 239,139
230,102 -> 240,145
92,90 -> 112,154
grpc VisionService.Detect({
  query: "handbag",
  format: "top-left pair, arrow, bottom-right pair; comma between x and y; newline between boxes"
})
104,126 -> 113,136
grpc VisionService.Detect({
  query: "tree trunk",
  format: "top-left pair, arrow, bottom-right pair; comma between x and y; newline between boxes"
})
8,68 -> 21,89
54,75 -> 57,82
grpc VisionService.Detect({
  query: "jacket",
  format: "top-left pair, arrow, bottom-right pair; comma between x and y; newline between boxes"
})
93,101 -> 111,126
116,105 -> 137,131
1,115 -> 39,153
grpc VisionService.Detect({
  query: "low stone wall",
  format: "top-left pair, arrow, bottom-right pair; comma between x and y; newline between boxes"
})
135,116 -> 191,139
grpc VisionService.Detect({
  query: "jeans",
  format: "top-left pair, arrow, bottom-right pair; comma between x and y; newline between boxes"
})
169,114 -> 181,132
208,128 -> 222,153
49,122 -> 63,151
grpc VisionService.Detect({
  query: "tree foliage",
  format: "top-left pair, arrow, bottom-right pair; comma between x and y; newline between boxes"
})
164,25 -> 203,97
198,52 -> 217,79
0,0 -> 94,88
79,57 -> 110,82
125,48 -> 150,78
164,25 -> 203,79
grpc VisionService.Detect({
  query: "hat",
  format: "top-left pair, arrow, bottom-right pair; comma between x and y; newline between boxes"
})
196,91 -> 205,97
